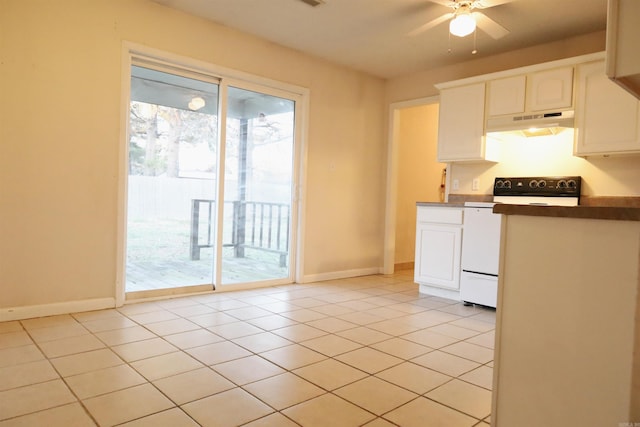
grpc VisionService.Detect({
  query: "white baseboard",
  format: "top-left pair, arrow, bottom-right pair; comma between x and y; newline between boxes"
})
418,284 -> 461,301
0,268 -> 387,321
301,267 -> 382,284
0,298 -> 116,322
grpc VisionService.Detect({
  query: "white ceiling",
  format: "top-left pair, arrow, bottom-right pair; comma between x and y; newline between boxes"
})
152,0 -> 607,79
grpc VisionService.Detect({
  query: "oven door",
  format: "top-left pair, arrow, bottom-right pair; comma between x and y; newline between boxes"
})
461,204 -> 501,276
461,204 -> 502,307
460,272 -> 498,308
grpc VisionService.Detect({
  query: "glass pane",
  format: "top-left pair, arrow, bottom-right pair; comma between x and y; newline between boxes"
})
126,66 -> 219,292
221,86 -> 295,284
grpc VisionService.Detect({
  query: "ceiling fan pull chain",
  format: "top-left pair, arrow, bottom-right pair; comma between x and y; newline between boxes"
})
471,27 -> 477,54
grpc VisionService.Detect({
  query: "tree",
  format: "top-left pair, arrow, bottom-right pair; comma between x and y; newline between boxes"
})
129,101 -> 218,177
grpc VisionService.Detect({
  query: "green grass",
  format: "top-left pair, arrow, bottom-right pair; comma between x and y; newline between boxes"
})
126,218 -> 285,265
127,219 -> 195,263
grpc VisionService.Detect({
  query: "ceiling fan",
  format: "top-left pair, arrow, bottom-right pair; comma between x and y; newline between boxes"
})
408,0 -> 514,39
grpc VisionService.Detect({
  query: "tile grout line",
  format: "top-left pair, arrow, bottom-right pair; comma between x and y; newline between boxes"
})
0,273 -> 495,426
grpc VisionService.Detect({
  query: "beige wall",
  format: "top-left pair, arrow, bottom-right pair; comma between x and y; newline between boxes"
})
2,1 -> 637,315
450,131 -> 640,197
395,104 -> 444,264
0,0 -> 386,311
386,31 -> 607,103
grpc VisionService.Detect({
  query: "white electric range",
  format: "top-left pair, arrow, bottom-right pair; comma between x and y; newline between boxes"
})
460,176 -> 581,307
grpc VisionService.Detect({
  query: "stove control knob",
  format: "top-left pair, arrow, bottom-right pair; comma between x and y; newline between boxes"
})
504,180 -> 511,188
558,180 -> 568,188
538,180 -> 547,188
529,180 -> 538,188
567,179 -> 577,189
495,180 -> 503,188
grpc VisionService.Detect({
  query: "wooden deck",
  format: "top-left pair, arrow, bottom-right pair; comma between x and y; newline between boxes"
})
126,255 -> 288,292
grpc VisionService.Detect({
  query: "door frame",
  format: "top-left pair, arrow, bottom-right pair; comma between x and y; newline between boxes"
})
213,78 -> 306,291
116,42 -> 309,305
382,96 -> 449,275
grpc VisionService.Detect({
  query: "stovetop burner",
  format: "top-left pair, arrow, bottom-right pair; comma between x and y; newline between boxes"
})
493,176 -> 581,206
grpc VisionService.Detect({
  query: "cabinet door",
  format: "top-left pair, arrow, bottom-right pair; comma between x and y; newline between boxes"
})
437,83 -> 488,162
527,67 -> 574,111
414,223 -> 462,290
575,61 -> 640,155
487,75 -> 526,116
606,0 -> 640,99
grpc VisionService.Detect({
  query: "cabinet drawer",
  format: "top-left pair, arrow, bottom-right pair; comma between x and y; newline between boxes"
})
417,207 -> 463,224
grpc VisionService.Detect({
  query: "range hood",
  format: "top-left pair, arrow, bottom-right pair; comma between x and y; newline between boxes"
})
486,110 -> 575,137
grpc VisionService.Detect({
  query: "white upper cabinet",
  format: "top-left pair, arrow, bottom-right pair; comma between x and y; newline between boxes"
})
605,0 -> 640,100
487,67 -> 573,118
487,75 -> 526,116
526,67 -> 574,111
575,60 -> 640,156
437,83 -> 498,162
436,52 -> 608,162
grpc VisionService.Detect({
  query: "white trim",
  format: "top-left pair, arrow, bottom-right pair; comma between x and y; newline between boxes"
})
115,46 -> 133,307
213,83 -> 228,287
383,96 -> 440,275
214,79 -> 307,288
294,91 -> 310,285
202,277 -> 295,293
124,41 -> 309,97
121,276 -> 299,304
0,298 -> 116,322
118,42 -> 309,300
383,107 -> 400,275
389,97 -> 440,110
300,267 -> 382,284
604,2 -> 618,78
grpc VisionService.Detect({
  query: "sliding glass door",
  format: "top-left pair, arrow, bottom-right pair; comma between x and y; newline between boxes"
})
125,62 -> 298,294
220,86 -> 295,284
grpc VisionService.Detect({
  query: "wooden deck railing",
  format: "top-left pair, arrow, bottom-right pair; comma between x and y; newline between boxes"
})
190,199 -> 290,267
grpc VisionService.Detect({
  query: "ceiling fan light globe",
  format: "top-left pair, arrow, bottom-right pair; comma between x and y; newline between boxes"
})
450,14 -> 476,37
188,96 -> 206,111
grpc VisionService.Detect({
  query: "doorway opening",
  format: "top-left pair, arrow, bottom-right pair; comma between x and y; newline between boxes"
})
384,97 -> 448,274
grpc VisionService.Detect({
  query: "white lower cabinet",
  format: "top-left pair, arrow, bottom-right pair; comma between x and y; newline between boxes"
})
414,206 -> 463,297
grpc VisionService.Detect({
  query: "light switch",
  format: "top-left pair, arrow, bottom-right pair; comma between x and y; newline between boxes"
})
472,178 -> 480,191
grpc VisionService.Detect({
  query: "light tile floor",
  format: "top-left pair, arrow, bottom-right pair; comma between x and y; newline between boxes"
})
0,271 -> 494,426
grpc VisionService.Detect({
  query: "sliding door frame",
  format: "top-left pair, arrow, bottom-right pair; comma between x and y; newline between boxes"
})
116,42 -> 309,305
214,78 -> 305,290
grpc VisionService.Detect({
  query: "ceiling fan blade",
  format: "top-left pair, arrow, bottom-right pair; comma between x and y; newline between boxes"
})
475,0 -> 516,8
407,13 -> 453,37
473,11 -> 509,39
425,0 -> 456,6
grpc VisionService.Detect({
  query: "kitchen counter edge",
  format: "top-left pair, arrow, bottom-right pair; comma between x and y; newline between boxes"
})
416,202 -> 466,207
493,204 -> 640,221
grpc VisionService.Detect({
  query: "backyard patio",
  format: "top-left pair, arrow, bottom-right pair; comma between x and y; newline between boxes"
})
126,214 -> 290,293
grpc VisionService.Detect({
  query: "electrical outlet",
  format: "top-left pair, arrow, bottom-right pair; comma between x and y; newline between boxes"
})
472,178 -> 480,191
452,179 -> 459,191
